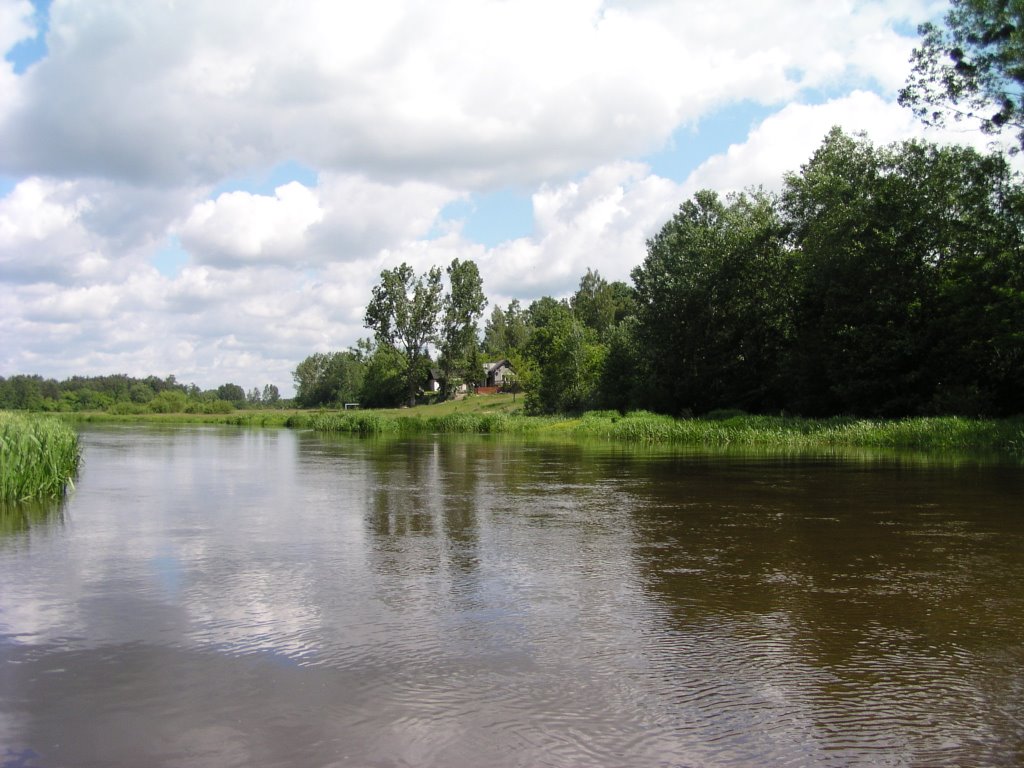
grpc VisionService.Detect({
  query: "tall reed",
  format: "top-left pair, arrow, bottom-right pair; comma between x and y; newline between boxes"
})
0,412 -> 81,501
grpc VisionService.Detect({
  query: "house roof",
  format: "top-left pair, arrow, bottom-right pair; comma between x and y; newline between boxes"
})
482,359 -> 513,373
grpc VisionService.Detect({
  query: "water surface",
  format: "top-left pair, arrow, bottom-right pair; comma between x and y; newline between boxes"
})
1,425 -> 1022,767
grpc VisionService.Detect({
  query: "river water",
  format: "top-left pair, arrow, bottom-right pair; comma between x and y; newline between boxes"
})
1,425 -> 1022,767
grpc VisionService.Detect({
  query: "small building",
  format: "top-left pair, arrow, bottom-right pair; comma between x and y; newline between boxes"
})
482,359 -> 514,388
425,367 -> 442,392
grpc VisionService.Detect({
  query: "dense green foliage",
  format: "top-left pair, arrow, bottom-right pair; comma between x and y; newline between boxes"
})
437,259 -> 488,399
780,129 -> 1024,415
292,350 -> 366,408
627,130 -> 1024,418
0,412 -> 81,501
0,373 -> 284,415
364,263 -> 445,406
900,0 -> 1024,148
633,189 -> 793,414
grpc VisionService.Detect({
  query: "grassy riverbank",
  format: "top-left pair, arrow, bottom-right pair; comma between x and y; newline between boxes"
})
1,412 -> 81,502
309,402 -> 1024,454
56,395 -> 1024,454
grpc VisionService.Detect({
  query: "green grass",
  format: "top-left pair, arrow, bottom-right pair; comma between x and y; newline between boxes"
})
62,409 -> 312,429
310,407 -> 1024,454
53,394 -> 1024,455
569,411 -> 1024,453
0,411 -> 81,502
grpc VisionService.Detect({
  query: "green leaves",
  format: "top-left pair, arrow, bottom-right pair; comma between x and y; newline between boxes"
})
631,129 -> 1024,418
0,412 -> 80,502
438,258 -> 487,397
632,188 -> 792,415
900,1 -> 1024,148
364,263 -> 444,406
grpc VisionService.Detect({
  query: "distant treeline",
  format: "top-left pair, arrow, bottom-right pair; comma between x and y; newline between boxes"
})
0,373 -> 284,414
297,129 -> 1023,418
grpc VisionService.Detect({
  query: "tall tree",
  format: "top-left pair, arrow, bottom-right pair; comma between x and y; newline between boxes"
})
482,304 -> 508,357
261,384 -> 281,405
364,263 -> 443,406
900,0 -> 1024,148
571,269 -> 617,337
783,128 -> 1024,416
632,189 -> 794,415
784,129 -> 938,415
437,259 -> 487,398
483,299 -> 530,357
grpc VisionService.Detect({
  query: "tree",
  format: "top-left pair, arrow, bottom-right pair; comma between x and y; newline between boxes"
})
519,297 -> 605,414
632,188 -> 794,415
437,259 -> 487,398
599,317 -> 642,412
483,299 -> 530,356
359,344 -> 408,408
570,269 -> 636,339
292,351 -> 365,408
783,128 -> 1024,416
900,1 -> 1024,148
261,384 -> 281,405
482,305 -> 507,356
217,383 -> 246,405
571,269 -> 617,337
364,263 -> 443,406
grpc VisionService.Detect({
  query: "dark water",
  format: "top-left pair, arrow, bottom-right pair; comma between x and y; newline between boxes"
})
1,426 -> 1022,767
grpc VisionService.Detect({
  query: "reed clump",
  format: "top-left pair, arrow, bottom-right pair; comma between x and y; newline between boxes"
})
305,407 -> 1023,453
309,410 -> 547,436
0,412 -> 81,501
570,411 -> 1024,453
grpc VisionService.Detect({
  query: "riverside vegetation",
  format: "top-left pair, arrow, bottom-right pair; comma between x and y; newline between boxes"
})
306,403 -> 1024,454
0,412 -> 81,502
45,395 -> 1024,455
3,129 -> 1023,458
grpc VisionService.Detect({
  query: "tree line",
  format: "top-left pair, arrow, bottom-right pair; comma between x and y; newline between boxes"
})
0,373 -> 282,413
296,128 -> 1023,418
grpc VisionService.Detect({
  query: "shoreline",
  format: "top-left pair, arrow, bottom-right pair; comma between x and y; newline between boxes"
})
54,406 -> 1024,455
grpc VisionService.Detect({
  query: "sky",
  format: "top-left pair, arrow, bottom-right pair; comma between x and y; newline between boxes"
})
0,0 -> 1014,396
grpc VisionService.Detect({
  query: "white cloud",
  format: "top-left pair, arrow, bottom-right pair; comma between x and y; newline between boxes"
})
4,0 -> 1009,395
180,175 -> 460,267
0,176 -> 197,284
481,162 -> 683,301
180,183 -> 324,266
0,0 -> 34,55
1,0 -> 934,188
0,177 -> 107,284
683,91 -> 1022,196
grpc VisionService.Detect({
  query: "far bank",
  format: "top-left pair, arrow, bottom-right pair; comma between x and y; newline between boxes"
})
56,396 -> 1024,455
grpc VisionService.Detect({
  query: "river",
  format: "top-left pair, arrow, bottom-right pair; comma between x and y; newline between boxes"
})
1,425 -> 1022,767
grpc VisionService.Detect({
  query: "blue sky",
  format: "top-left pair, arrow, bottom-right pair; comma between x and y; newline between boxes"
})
4,0 -> 998,394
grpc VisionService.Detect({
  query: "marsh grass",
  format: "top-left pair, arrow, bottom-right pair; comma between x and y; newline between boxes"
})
306,408 -> 1022,453
571,412 -> 1024,453
63,410 -> 310,428
55,399 -> 1024,454
0,412 -> 81,501
308,410 -> 547,435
